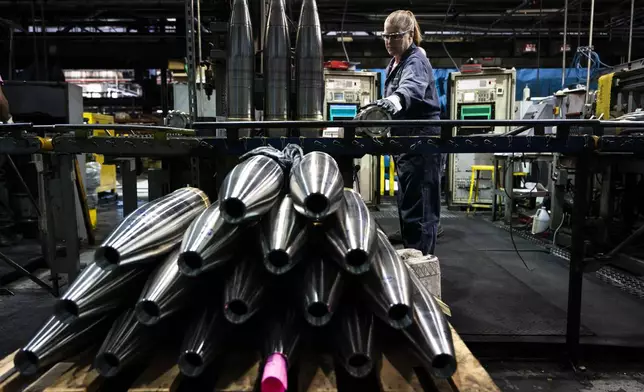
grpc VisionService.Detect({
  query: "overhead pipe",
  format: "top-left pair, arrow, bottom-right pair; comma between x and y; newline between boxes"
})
628,0 -> 634,62
485,0 -> 532,34
585,0 -> 596,106
562,0 -> 569,88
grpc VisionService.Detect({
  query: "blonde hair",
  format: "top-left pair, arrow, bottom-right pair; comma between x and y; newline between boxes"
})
385,10 -> 422,46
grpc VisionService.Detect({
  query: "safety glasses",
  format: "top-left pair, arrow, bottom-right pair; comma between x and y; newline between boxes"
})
381,30 -> 411,41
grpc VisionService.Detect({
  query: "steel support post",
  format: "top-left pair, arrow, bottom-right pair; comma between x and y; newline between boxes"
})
58,154 -> 80,281
504,157 -> 515,225
121,159 -> 138,217
338,157 -> 355,189
566,152 -> 590,364
599,164 -> 613,221
148,168 -> 170,201
185,0 -> 199,122
492,156 -> 500,221
161,68 -> 169,117
36,153 -> 59,296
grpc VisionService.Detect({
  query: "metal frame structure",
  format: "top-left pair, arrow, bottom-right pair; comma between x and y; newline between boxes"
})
2,118 -> 644,364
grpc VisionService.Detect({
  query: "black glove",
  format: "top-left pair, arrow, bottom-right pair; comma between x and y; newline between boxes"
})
375,97 -> 402,117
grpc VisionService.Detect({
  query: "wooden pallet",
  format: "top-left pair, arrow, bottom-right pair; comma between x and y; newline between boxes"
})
0,327 -> 499,392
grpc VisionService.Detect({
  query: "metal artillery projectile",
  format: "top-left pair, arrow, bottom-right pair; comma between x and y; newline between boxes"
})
94,187 -> 209,270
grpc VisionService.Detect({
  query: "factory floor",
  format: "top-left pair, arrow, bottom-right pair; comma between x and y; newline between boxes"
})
1,182 -> 643,391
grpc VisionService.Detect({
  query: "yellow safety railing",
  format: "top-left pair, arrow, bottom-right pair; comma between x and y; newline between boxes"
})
379,155 -> 395,197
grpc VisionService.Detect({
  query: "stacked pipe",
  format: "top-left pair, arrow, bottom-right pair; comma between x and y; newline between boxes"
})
13,147 -> 456,389
229,0 -> 324,137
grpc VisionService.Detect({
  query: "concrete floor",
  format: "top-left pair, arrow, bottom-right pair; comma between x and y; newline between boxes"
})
484,360 -> 644,392
1,187 -> 644,391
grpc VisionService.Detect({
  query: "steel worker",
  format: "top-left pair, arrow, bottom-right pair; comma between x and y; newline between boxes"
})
366,10 -> 442,255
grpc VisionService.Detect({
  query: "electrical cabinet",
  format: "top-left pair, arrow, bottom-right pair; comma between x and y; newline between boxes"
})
448,68 -> 516,206
322,70 -> 380,204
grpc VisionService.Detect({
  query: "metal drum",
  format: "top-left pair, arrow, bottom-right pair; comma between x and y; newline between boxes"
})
354,105 -> 391,137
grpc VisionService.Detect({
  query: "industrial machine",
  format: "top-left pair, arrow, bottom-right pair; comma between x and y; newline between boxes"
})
447,68 -> 517,207
323,70 -> 380,121
1,82 -> 88,243
322,69 -> 381,204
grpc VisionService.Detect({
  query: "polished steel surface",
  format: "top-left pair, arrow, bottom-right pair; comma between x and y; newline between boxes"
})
363,229 -> 412,329
326,189 -> 377,275
135,249 -> 192,326
295,0 -> 324,127
94,187 -> 210,270
14,315 -> 109,375
227,0 -> 254,122
264,0 -> 291,136
54,262 -> 149,323
178,201 -> 240,277
335,306 -> 375,378
260,195 -> 308,275
302,256 -> 343,326
223,257 -> 267,324
179,305 -> 228,377
402,264 -> 457,379
263,308 -> 301,366
289,151 -> 343,220
94,308 -> 154,378
219,155 -> 285,224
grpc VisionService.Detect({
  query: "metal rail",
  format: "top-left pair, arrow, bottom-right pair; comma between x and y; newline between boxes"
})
49,134 -> 593,156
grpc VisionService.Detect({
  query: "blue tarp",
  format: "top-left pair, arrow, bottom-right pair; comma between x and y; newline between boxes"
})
362,67 -> 596,117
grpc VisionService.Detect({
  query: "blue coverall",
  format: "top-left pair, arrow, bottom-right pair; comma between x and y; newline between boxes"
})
384,43 -> 442,255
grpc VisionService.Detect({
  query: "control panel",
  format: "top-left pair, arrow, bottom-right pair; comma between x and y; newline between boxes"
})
455,78 -> 502,104
323,70 -> 379,117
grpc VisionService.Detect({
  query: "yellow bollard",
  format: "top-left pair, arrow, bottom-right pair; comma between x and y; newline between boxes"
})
389,156 -> 395,197
379,156 -> 385,196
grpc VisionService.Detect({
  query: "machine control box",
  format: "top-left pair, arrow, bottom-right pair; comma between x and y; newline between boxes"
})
323,71 -> 379,112
448,68 -> 517,207
322,70 -> 380,205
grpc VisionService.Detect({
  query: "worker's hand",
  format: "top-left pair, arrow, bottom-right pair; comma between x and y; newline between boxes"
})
374,96 -> 403,117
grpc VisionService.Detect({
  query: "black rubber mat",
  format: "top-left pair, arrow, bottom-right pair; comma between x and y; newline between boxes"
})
0,289 -> 55,357
374,210 -> 594,337
437,216 -> 594,336
0,239 -> 46,279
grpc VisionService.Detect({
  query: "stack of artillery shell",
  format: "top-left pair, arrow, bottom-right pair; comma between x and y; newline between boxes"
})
15,152 -> 456,384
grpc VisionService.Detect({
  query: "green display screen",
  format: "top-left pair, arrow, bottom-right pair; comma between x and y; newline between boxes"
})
329,104 -> 358,120
460,105 -> 492,120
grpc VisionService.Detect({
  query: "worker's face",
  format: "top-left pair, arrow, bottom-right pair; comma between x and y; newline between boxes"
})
383,21 -> 413,57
